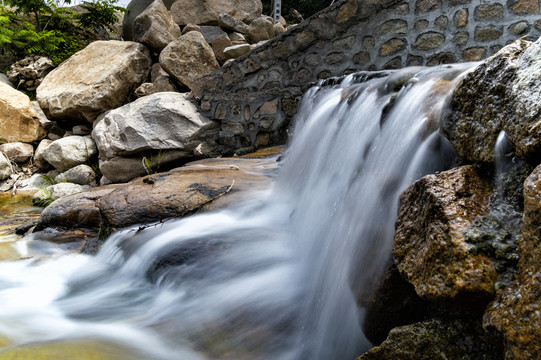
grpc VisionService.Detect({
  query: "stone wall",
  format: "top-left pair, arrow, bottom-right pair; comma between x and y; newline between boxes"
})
193,0 -> 541,155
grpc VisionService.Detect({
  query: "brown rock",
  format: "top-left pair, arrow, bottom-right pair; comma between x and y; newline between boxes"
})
98,157 -> 277,228
444,39 -> 530,162
159,31 -> 220,90
415,0 -> 442,14
512,0 -> 539,14
246,17 -> 274,44
379,38 -> 406,56
454,8 -> 468,28
463,47 -> 487,61
414,32 -> 445,50
336,0 -> 358,23
170,0 -> 262,26
36,41 -> 151,123
484,164 -> 541,359
393,165 -> 496,310
212,34 -> 233,63
0,83 -> 46,143
133,0 -> 181,53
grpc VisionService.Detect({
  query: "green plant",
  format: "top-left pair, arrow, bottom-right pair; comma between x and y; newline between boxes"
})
0,0 -> 126,66
142,150 -> 166,175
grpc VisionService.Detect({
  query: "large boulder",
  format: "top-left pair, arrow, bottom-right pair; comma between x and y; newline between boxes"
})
503,37 -> 541,159
34,155 -> 278,246
92,92 -> 218,183
484,164 -> 541,359
98,156 -> 276,228
443,39 -> 530,163
36,41 -> 152,123
358,318 -> 502,360
133,0 -> 180,53
170,0 -> 261,26
159,31 -> 220,90
122,0 -> 176,41
393,165 -> 497,310
0,83 -> 46,143
41,136 -> 98,172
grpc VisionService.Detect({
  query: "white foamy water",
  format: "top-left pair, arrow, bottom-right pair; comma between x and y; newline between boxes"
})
0,64 -> 474,359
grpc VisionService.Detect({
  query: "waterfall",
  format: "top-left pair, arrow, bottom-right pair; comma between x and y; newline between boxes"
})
0,64 -> 474,359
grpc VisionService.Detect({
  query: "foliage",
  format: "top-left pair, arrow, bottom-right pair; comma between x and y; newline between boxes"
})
142,150 -> 166,175
77,0 -> 125,33
262,0 -> 334,22
0,0 -> 126,66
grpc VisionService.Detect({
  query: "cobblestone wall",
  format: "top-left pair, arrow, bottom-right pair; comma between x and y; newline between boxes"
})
193,0 -> 541,155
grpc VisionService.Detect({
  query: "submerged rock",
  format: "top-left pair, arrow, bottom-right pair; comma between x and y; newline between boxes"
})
393,165 -> 497,311
358,318 -> 502,360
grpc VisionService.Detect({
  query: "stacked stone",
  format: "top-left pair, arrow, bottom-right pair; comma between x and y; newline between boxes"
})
193,0 -> 541,156
7,56 -> 54,91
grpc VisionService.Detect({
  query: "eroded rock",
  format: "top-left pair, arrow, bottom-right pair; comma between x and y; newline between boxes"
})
484,164 -> 541,359
393,165 -> 497,310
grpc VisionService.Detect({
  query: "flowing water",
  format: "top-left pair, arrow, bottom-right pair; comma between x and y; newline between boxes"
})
0,64 -> 475,359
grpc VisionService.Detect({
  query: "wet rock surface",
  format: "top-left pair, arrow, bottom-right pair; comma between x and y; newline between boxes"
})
483,164 -> 541,359
393,165 -> 497,310
358,317 -> 503,360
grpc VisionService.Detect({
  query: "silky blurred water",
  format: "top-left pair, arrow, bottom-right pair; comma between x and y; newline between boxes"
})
0,64 -> 474,359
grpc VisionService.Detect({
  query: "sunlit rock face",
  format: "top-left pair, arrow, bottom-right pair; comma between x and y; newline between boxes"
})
393,165 -> 497,311
92,92 -> 219,183
36,41 -> 151,124
0,83 -> 46,143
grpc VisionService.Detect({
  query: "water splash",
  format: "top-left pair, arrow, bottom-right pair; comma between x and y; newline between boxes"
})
0,64 -> 474,359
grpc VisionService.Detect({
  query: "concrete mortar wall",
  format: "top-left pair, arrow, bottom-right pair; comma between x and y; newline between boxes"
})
193,0 -> 541,155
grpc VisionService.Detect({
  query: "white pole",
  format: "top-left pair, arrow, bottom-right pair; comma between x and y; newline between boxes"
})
273,0 -> 281,24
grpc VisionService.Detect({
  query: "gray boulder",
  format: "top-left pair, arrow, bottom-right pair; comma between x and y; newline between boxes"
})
159,31 -> 219,90
33,139 -> 53,170
33,182 -> 92,205
133,0 -> 180,53
0,152 -> 12,180
37,41 -> 152,123
55,164 -> 97,186
92,92 -> 218,182
0,142 -> 34,163
41,136 -> 98,172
